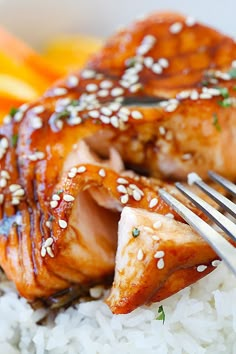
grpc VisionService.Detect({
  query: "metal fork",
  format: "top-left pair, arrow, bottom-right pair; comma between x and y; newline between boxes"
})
159,171 -> 236,276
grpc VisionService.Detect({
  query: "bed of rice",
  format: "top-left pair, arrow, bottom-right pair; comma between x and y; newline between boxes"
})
0,263 -> 236,354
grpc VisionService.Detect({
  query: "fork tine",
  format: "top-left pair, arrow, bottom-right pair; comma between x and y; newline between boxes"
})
159,189 -> 236,276
175,182 -> 236,242
208,171 -> 236,197
189,176 -> 236,218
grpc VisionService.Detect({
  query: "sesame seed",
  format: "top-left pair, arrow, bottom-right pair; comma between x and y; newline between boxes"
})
165,213 -> 174,219
110,116 -> 119,128
12,189 -> 24,197
46,247 -> 54,257
50,200 -> 58,208
81,69 -> 96,79
166,131 -> 173,141
144,56 -> 154,68
97,89 -> 109,97
165,104 -> 178,113
3,115 -> 12,124
152,63 -> 163,74
68,172 -> 76,178
88,110 -> 100,118
143,34 -> 156,44
117,177 -> 129,184
169,22 -> 183,34
232,60 -> 236,68
20,103 -> 29,112
152,235 -> 160,241
41,247 -> 46,257
149,198 -> 158,208
117,111 -> 129,122
1,170 -> 10,179
131,110 -> 143,119
176,90 -> 191,100
0,137 -> 8,149
197,265 -> 207,272
159,126 -> 166,136
100,107 -> 112,116
203,87 -> 220,96
185,16 -> 196,27
100,115 -> 110,124
137,44 -> 152,56
52,194 -> 60,201
182,153 -> 192,160
212,260 -> 221,267
31,116 -> 43,129
32,105 -> 45,114
187,172 -> 202,185
55,120 -> 64,130
14,111 -> 24,122
11,197 -> 20,205
86,83 -> 98,92
137,248 -> 144,261
157,258 -> 165,269
67,75 -> 79,88
154,250 -> 165,258
77,166 -> 87,173
158,58 -> 169,68
52,87 -> 68,96
45,221 -> 52,228
100,80 -> 113,89
109,102 -> 121,111
120,107 -> 130,115
59,219 -> 68,229
120,194 -> 129,204
44,237 -> 54,247
111,88 -> 124,97
9,184 -> 21,192
69,117 -> 82,126
190,90 -> 199,100
63,194 -> 75,202
98,168 -> 106,177
132,189 -> 142,201
117,185 -> 128,194
153,221 -> 162,229
0,178 -> 6,188
129,83 -> 143,93
199,93 -> 212,99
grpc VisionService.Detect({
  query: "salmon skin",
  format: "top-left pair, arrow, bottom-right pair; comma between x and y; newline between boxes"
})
0,12 -> 235,312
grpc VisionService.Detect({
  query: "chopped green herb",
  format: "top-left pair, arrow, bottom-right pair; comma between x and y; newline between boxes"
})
49,215 -> 54,222
132,227 -> 140,238
228,68 -> 236,79
233,86 -> 236,91
218,98 -> 231,108
11,134 -> 18,147
57,110 -> 70,119
156,305 -> 165,323
70,100 -> 79,107
217,87 -> 229,98
126,57 -> 137,67
56,189 -> 64,195
212,113 -> 221,132
9,107 -> 19,117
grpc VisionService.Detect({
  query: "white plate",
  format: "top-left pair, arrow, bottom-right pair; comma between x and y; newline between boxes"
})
0,0 -> 234,48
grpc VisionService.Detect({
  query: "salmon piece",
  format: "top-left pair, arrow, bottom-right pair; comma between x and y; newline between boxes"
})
0,12 -> 235,308
106,207 -> 218,314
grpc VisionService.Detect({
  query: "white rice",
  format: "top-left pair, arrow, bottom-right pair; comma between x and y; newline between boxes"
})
0,263 -> 236,354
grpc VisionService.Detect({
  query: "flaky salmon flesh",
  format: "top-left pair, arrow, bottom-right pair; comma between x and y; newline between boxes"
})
0,11 -> 235,313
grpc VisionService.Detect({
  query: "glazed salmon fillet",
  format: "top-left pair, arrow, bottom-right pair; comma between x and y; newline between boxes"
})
0,11 -> 235,312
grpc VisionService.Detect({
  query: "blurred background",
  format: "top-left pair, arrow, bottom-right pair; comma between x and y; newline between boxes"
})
0,0 -> 234,48
0,0 -> 234,120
